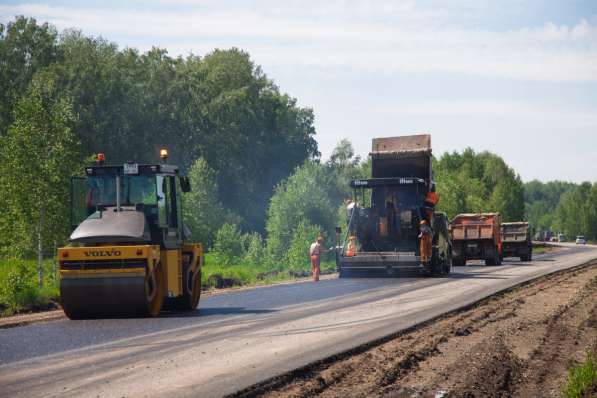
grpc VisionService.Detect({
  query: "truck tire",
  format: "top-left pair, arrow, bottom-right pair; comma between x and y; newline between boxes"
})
430,261 -> 443,277
443,249 -> 452,275
486,251 -> 497,266
430,251 -> 448,277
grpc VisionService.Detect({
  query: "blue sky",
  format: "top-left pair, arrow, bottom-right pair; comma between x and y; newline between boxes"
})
1,0 -> 596,183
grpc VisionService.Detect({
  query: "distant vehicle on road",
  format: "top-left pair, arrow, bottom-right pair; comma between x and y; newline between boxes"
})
550,236 -> 558,242
575,236 -> 587,244
558,233 -> 567,243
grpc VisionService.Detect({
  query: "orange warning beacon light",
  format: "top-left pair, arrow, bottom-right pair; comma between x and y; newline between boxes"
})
160,148 -> 168,162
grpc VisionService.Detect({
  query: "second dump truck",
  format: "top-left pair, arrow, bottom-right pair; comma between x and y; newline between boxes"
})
450,213 -> 502,266
501,222 -> 533,261
336,134 -> 452,277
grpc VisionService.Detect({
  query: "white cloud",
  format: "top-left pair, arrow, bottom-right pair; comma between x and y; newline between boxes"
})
375,100 -> 597,129
1,2 -> 596,82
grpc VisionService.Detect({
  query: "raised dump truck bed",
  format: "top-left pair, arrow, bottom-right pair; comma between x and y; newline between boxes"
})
450,213 -> 502,266
501,222 -> 533,261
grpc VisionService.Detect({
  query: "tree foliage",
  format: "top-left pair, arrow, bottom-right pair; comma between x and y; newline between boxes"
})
183,157 -> 239,248
265,161 -> 336,261
434,148 -> 525,221
553,183 -> 597,240
211,223 -> 246,265
284,220 -> 321,268
0,16 -> 318,259
0,16 -> 59,136
0,70 -> 84,258
524,180 -> 576,233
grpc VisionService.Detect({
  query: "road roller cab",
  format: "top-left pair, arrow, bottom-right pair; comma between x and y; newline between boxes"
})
57,151 -> 203,319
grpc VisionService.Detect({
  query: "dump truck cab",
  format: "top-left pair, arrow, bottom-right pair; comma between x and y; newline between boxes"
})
501,222 -> 533,261
337,134 -> 452,277
58,152 -> 203,319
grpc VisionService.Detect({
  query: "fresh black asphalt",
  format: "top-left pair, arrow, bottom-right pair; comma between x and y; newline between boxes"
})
0,246 -> 584,366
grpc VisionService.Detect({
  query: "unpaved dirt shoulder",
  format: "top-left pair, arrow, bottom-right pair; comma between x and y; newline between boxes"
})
235,262 -> 597,398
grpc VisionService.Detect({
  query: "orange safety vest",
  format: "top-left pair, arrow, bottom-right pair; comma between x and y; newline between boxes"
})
425,191 -> 439,206
346,242 -> 356,257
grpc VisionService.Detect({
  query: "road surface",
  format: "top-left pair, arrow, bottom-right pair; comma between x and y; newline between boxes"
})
1,244 -> 596,398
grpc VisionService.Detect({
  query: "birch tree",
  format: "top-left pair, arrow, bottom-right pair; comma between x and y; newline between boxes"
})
0,70 -> 84,285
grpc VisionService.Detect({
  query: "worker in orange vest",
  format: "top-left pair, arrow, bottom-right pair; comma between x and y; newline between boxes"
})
422,190 -> 439,221
418,220 -> 433,262
309,236 -> 330,282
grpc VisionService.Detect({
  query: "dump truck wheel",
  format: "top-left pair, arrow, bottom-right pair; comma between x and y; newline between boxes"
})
486,250 -> 500,266
145,261 -> 166,317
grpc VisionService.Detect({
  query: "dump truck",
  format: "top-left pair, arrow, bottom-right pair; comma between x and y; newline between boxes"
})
450,213 -> 502,266
501,222 -> 532,261
57,150 -> 203,319
336,134 -> 452,277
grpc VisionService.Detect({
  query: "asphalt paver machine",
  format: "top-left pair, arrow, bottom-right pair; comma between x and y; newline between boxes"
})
337,134 -> 452,277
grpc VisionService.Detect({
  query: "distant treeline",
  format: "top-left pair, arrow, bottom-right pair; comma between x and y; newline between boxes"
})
524,180 -> 597,240
0,16 -> 594,268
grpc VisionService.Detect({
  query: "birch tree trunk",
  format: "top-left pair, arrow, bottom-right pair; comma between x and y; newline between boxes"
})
37,206 -> 45,289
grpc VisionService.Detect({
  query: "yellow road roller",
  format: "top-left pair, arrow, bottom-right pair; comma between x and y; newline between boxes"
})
57,150 -> 203,319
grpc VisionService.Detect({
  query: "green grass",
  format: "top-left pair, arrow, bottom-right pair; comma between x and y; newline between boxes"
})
532,242 -> 560,255
562,350 -> 597,398
201,253 -> 336,289
0,258 -> 59,316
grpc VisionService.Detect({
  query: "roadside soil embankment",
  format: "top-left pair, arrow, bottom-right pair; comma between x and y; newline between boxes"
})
236,261 -> 597,398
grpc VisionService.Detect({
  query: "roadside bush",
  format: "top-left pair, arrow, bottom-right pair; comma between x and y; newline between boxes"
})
0,259 -> 39,315
243,232 -> 265,267
266,161 -> 336,261
211,223 -> 246,265
284,220 -> 322,269
184,157 -> 242,248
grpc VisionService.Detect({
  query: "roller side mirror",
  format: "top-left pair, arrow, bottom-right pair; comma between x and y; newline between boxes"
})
180,177 -> 191,193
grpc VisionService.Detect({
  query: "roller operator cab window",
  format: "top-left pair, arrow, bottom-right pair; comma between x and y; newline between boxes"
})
86,175 -> 158,208
71,175 -> 159,228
